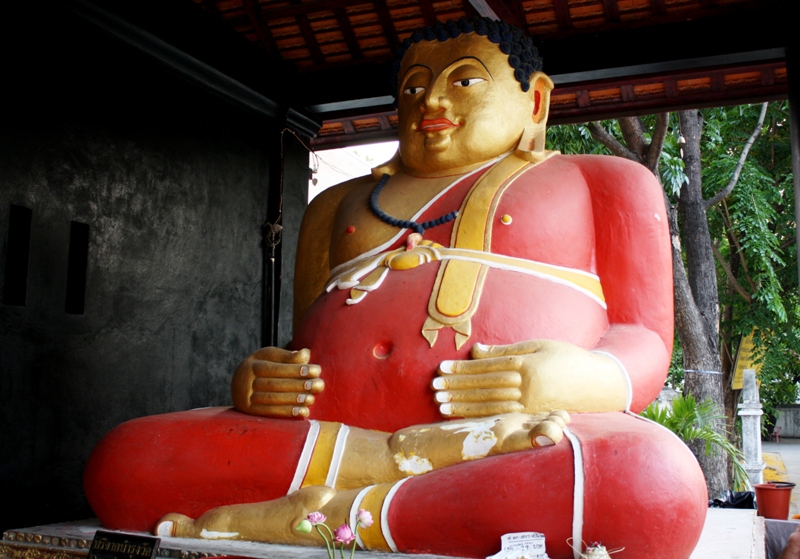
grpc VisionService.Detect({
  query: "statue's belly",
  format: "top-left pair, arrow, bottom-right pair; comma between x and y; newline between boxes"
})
292,263 -> 609,432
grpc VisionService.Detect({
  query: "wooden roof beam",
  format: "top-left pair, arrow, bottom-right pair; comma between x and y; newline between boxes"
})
334,7 -> 364,60
256,0 -> 378,23
462,0 -> 481,19
242,0 -> 279,56
651,0 -> 667,17
200,0 -> 219,18
603,0 -> 621,22
419,0 -> 438,27
289,0 -> 326,66
552,0 -> 573,31
374,0 -> 400,51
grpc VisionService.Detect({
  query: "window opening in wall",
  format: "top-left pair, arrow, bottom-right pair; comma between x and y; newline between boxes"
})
308,140 -> 398,202
2,204 -> 33,306
65,220 -> 90,315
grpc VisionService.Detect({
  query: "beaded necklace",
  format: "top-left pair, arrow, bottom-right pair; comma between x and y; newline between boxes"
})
368,173 -> 458,236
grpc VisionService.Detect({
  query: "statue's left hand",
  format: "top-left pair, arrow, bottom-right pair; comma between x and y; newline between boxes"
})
231,347 -> 324,419
432,340 -> 625,418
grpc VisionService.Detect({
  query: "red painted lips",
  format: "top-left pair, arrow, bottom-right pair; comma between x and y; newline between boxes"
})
420,118 -> 460,131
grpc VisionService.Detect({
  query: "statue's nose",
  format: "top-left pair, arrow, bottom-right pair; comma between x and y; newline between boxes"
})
421,96 -> 451,113
422,78 -> 452,112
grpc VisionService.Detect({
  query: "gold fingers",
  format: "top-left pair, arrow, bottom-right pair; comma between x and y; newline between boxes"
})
252,347 -> 312,363
438,355 -> 524,375
439,401 -> 524,417
250,392 -> 317,406
253,377 -> 325,393
252,361 -> 321,379
250,376 -> 324,419
432,371 -> 521,391
470,341 -> 547,359
248,404 -> 311,418
434,388 -> 522,403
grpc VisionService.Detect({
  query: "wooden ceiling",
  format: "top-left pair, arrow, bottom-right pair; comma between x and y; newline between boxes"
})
189,0 -> 788,146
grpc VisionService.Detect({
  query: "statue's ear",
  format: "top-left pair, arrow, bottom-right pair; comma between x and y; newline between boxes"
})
517,72 -> 555,160
530,72 -> 554,126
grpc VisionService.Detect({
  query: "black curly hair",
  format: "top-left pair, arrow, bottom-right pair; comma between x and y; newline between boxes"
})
390,16 -> 543,97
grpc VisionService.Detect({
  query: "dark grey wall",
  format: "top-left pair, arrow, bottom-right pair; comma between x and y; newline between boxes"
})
0,3 -> 276,530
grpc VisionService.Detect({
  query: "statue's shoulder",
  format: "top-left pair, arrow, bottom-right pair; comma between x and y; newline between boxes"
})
305,174 -> 374,222
554,152 -> 652,173
553,153 -> 662,195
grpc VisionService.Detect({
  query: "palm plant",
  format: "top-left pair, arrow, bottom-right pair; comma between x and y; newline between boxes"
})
641,395 -> 749,491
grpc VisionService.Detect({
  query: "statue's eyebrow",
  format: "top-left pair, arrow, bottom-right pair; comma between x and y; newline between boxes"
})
400,63 -> 432,83
445,56 -> 493,79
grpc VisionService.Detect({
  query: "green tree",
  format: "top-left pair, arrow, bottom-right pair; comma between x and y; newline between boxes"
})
548,102 -> 795,495
708,103 -> 799,424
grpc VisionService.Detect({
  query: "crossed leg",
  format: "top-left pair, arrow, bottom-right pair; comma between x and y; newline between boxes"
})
85,410 -> 707,559
154,410 -> 572,545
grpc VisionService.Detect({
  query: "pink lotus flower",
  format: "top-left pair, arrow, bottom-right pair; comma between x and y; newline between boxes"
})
356,509 -> 373,528
333,524 -> 355,544
307,511 -> 327,525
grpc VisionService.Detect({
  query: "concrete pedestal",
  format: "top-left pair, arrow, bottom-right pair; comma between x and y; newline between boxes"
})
1,521 -> 448,559
1,511 -> 767,559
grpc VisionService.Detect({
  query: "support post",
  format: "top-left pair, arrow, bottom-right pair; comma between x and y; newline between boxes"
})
738,368 -> 765,487
788,45 -> 800,297
262,108 -> 321,348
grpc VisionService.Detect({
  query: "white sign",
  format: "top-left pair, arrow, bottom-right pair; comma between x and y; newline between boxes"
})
486,532 -> 549,559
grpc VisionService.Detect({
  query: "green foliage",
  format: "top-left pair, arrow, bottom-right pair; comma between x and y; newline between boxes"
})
707,103 -> 799,416
547,123 -> 611,156
667,339 -> 684,388
661,151 -> 687,197
641,396 -> 749,490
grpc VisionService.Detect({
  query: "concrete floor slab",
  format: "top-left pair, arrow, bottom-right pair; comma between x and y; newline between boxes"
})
689,509 -> 764,559
763,439 -> 800,518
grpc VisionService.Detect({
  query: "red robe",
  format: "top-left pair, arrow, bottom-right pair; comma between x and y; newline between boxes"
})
84,155 -> 707,559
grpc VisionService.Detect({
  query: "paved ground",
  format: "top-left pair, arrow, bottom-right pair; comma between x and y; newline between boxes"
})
763,438 -> 800,517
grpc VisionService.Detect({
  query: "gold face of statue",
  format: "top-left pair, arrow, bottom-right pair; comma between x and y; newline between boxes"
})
397,33 -> 537,176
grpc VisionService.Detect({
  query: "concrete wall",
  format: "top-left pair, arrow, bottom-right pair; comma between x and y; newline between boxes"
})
0,5 -> 274,530
775,406 -> 800,437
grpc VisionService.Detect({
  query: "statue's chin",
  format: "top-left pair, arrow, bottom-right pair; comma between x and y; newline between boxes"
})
423,134 -> 452,153
400,134 -> 514,177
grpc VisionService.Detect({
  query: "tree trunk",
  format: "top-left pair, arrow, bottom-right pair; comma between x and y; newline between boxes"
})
675,110 -> 730,496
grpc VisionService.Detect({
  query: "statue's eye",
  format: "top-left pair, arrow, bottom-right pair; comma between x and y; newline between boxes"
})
453,78 -> 486,87
403,86 -> 426,95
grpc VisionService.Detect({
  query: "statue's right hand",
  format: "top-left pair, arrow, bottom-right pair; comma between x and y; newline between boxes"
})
231,347 -> 323,419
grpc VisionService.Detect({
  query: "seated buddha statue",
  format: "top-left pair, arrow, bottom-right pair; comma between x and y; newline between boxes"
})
84,17 -> 708,559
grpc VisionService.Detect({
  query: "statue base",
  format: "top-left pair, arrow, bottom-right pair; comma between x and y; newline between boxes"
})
1,511 -> 763,559
0,521 -> 454,559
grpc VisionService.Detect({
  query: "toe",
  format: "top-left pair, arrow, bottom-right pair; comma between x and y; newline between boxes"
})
530,420 -> 564,447
156,513 -> 194,537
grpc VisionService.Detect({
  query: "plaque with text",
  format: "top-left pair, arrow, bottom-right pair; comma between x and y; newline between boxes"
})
88,530 -> 160,559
